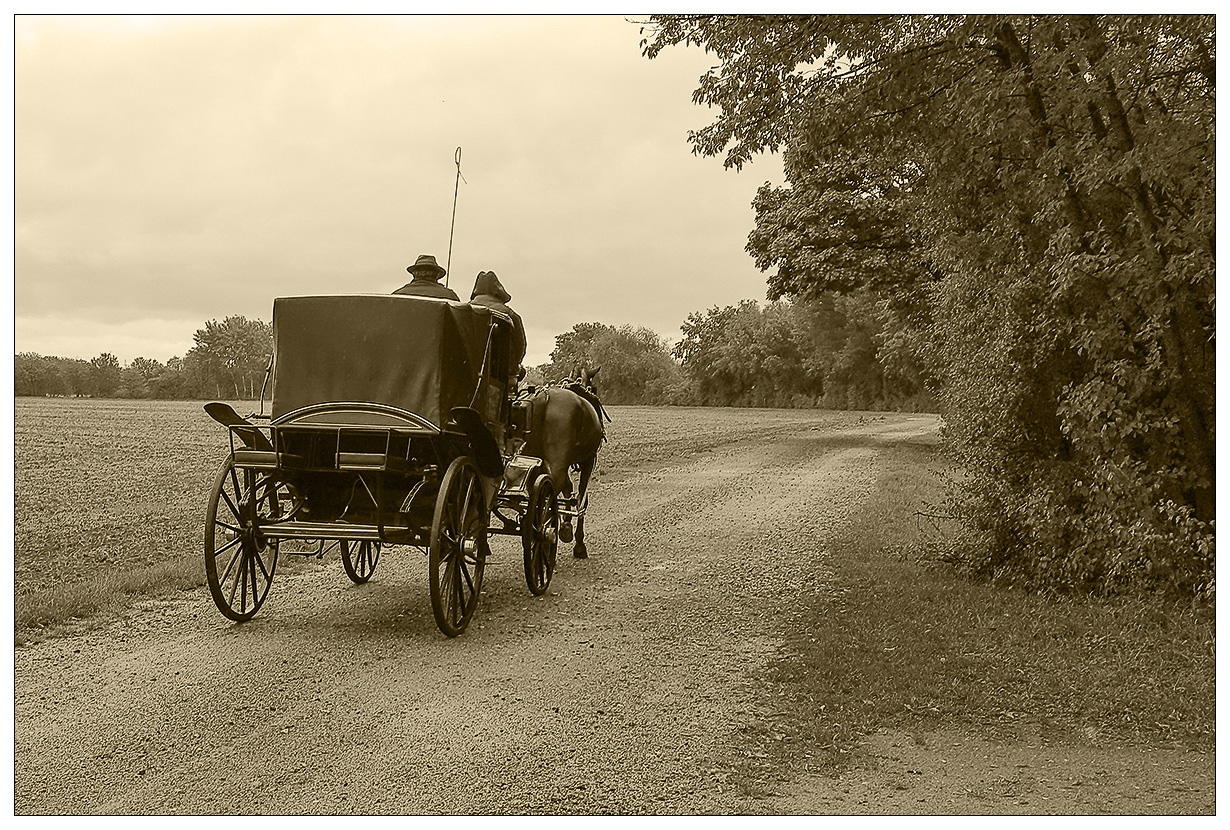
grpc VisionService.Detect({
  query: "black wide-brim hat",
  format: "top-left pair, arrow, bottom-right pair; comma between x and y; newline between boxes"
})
407,254 -> 446,279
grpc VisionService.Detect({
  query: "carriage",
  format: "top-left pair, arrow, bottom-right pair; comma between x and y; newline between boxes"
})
202,293 -> 570,637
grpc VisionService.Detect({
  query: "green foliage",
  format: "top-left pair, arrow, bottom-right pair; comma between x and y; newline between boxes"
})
15,353 -> 90,396
190,315 -> 273,399
674,296 -> 933,409
15,315 -> 273,401
543,322 -> 685,405
89,352 -> 122,397
643,14 -> 1215,596
118,356 -> 163,398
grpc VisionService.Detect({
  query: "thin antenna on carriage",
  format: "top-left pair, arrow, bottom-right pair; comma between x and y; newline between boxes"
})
445,146 -> 466,288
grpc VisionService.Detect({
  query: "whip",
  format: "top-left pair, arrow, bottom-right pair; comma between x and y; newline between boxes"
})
445,145 -> 466,288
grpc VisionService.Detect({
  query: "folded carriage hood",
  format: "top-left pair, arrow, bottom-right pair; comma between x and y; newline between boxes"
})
270,294 -> 505,428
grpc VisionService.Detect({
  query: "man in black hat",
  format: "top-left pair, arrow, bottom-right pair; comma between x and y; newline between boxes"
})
393,254 -> 460,300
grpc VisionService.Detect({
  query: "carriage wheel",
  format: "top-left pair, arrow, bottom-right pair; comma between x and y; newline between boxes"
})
429,456 -> 488,637
522,476 -> 558,596
204,457 -> 284,622
341,540 -> 381,585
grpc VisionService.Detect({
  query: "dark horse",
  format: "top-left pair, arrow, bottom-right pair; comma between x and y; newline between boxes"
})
522,366 -> 608,558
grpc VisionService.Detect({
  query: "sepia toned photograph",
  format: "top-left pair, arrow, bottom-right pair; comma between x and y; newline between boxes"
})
12,13 -> 1214,815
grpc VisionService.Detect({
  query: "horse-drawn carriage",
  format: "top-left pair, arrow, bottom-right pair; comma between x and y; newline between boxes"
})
202,293 -> 604,637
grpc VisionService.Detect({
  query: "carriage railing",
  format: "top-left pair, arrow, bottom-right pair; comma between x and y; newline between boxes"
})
221,412 -> 465,548
222,422 -> 440,471
222,418 -> 567,549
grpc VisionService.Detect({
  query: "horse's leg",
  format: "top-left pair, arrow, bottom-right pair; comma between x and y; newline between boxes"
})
557,467 -> 575,543
572,455 -> 595,559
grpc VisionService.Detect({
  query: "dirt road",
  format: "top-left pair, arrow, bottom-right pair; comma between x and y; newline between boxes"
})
13,413 -> 1212,814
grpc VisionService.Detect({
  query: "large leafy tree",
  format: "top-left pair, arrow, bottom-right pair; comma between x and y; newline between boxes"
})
14,353 -> 97,396
119,357 -> 164,398
643,14 -> 1214,594
544,322 -> 684,405
191,316 -> 273,399
89,352 -> 122,397
14,353 -> 72,396
676,300 -> 817,406
675,303 -> 745,404
675,296 -> 931,410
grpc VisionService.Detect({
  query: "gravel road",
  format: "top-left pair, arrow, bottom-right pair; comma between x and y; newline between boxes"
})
13,413 -> 1213,814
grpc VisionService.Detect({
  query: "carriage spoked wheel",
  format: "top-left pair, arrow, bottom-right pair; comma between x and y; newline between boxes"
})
429,456 -> 488,637
522,475 -> 559,596
341,540 -> 381,585
204,457 -> 286,622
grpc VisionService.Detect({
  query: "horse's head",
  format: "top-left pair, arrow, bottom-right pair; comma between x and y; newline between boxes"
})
578,364 -> 601,395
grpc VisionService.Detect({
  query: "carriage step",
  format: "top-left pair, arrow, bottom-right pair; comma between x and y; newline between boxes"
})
261,521 -> 423,544
233,450 -> 309,469
233,449 -> 278,468
337,452 -> 408,472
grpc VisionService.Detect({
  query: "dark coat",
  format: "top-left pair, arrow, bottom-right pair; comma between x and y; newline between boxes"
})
393,279 -> 460,301
469,271 -> 526,368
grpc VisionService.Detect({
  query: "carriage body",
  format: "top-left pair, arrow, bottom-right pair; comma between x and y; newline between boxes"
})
263,294 -> 511,544
203,294 -> 559,635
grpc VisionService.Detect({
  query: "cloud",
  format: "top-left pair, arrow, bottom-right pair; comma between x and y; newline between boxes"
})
15,314 -> 208,365
15,15 -> 781,364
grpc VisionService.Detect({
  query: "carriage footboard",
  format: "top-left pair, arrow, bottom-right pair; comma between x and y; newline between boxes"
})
260,520 -> 425,546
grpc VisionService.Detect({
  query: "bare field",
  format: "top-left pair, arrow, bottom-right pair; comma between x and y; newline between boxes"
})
14,398 -> 261,607
13,398 -> 873,620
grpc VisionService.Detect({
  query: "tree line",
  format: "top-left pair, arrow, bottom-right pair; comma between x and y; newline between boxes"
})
19,296 -> 928,412
642,14 -> 1214,598
540,293 -> 932,411
15,315 -> 273,400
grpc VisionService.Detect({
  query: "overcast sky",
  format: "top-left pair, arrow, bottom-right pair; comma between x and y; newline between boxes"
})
13,14 -> 782,367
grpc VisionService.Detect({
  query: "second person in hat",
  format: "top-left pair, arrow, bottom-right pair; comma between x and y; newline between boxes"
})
469,270 -> 527,378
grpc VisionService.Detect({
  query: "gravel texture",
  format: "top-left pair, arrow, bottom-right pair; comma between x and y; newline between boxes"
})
14,410 -> 1213,814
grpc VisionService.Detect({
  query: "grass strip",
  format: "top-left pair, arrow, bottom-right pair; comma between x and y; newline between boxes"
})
15,549 -> 324,641
762,439 -> 1215,776
15,555 -> 206,639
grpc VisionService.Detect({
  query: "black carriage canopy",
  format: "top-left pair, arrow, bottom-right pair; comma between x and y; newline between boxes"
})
270,294 -> 512,428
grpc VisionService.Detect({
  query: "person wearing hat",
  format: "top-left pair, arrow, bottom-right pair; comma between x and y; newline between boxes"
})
469,270 -> 527,374
393,254 -> 460,300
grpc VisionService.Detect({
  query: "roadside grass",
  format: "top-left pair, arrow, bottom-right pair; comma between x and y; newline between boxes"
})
15,556 -> 206,641
767,438 -> 1216,775
15,546 -> 325,643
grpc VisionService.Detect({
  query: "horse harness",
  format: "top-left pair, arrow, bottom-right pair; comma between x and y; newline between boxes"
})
559,380 -> 611,427
510,380 -> 610,451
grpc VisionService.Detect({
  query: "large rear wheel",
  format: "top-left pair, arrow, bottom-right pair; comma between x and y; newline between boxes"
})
429,456 -> 488,636
204,458 -> 284,622
522,475 -> 558,596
